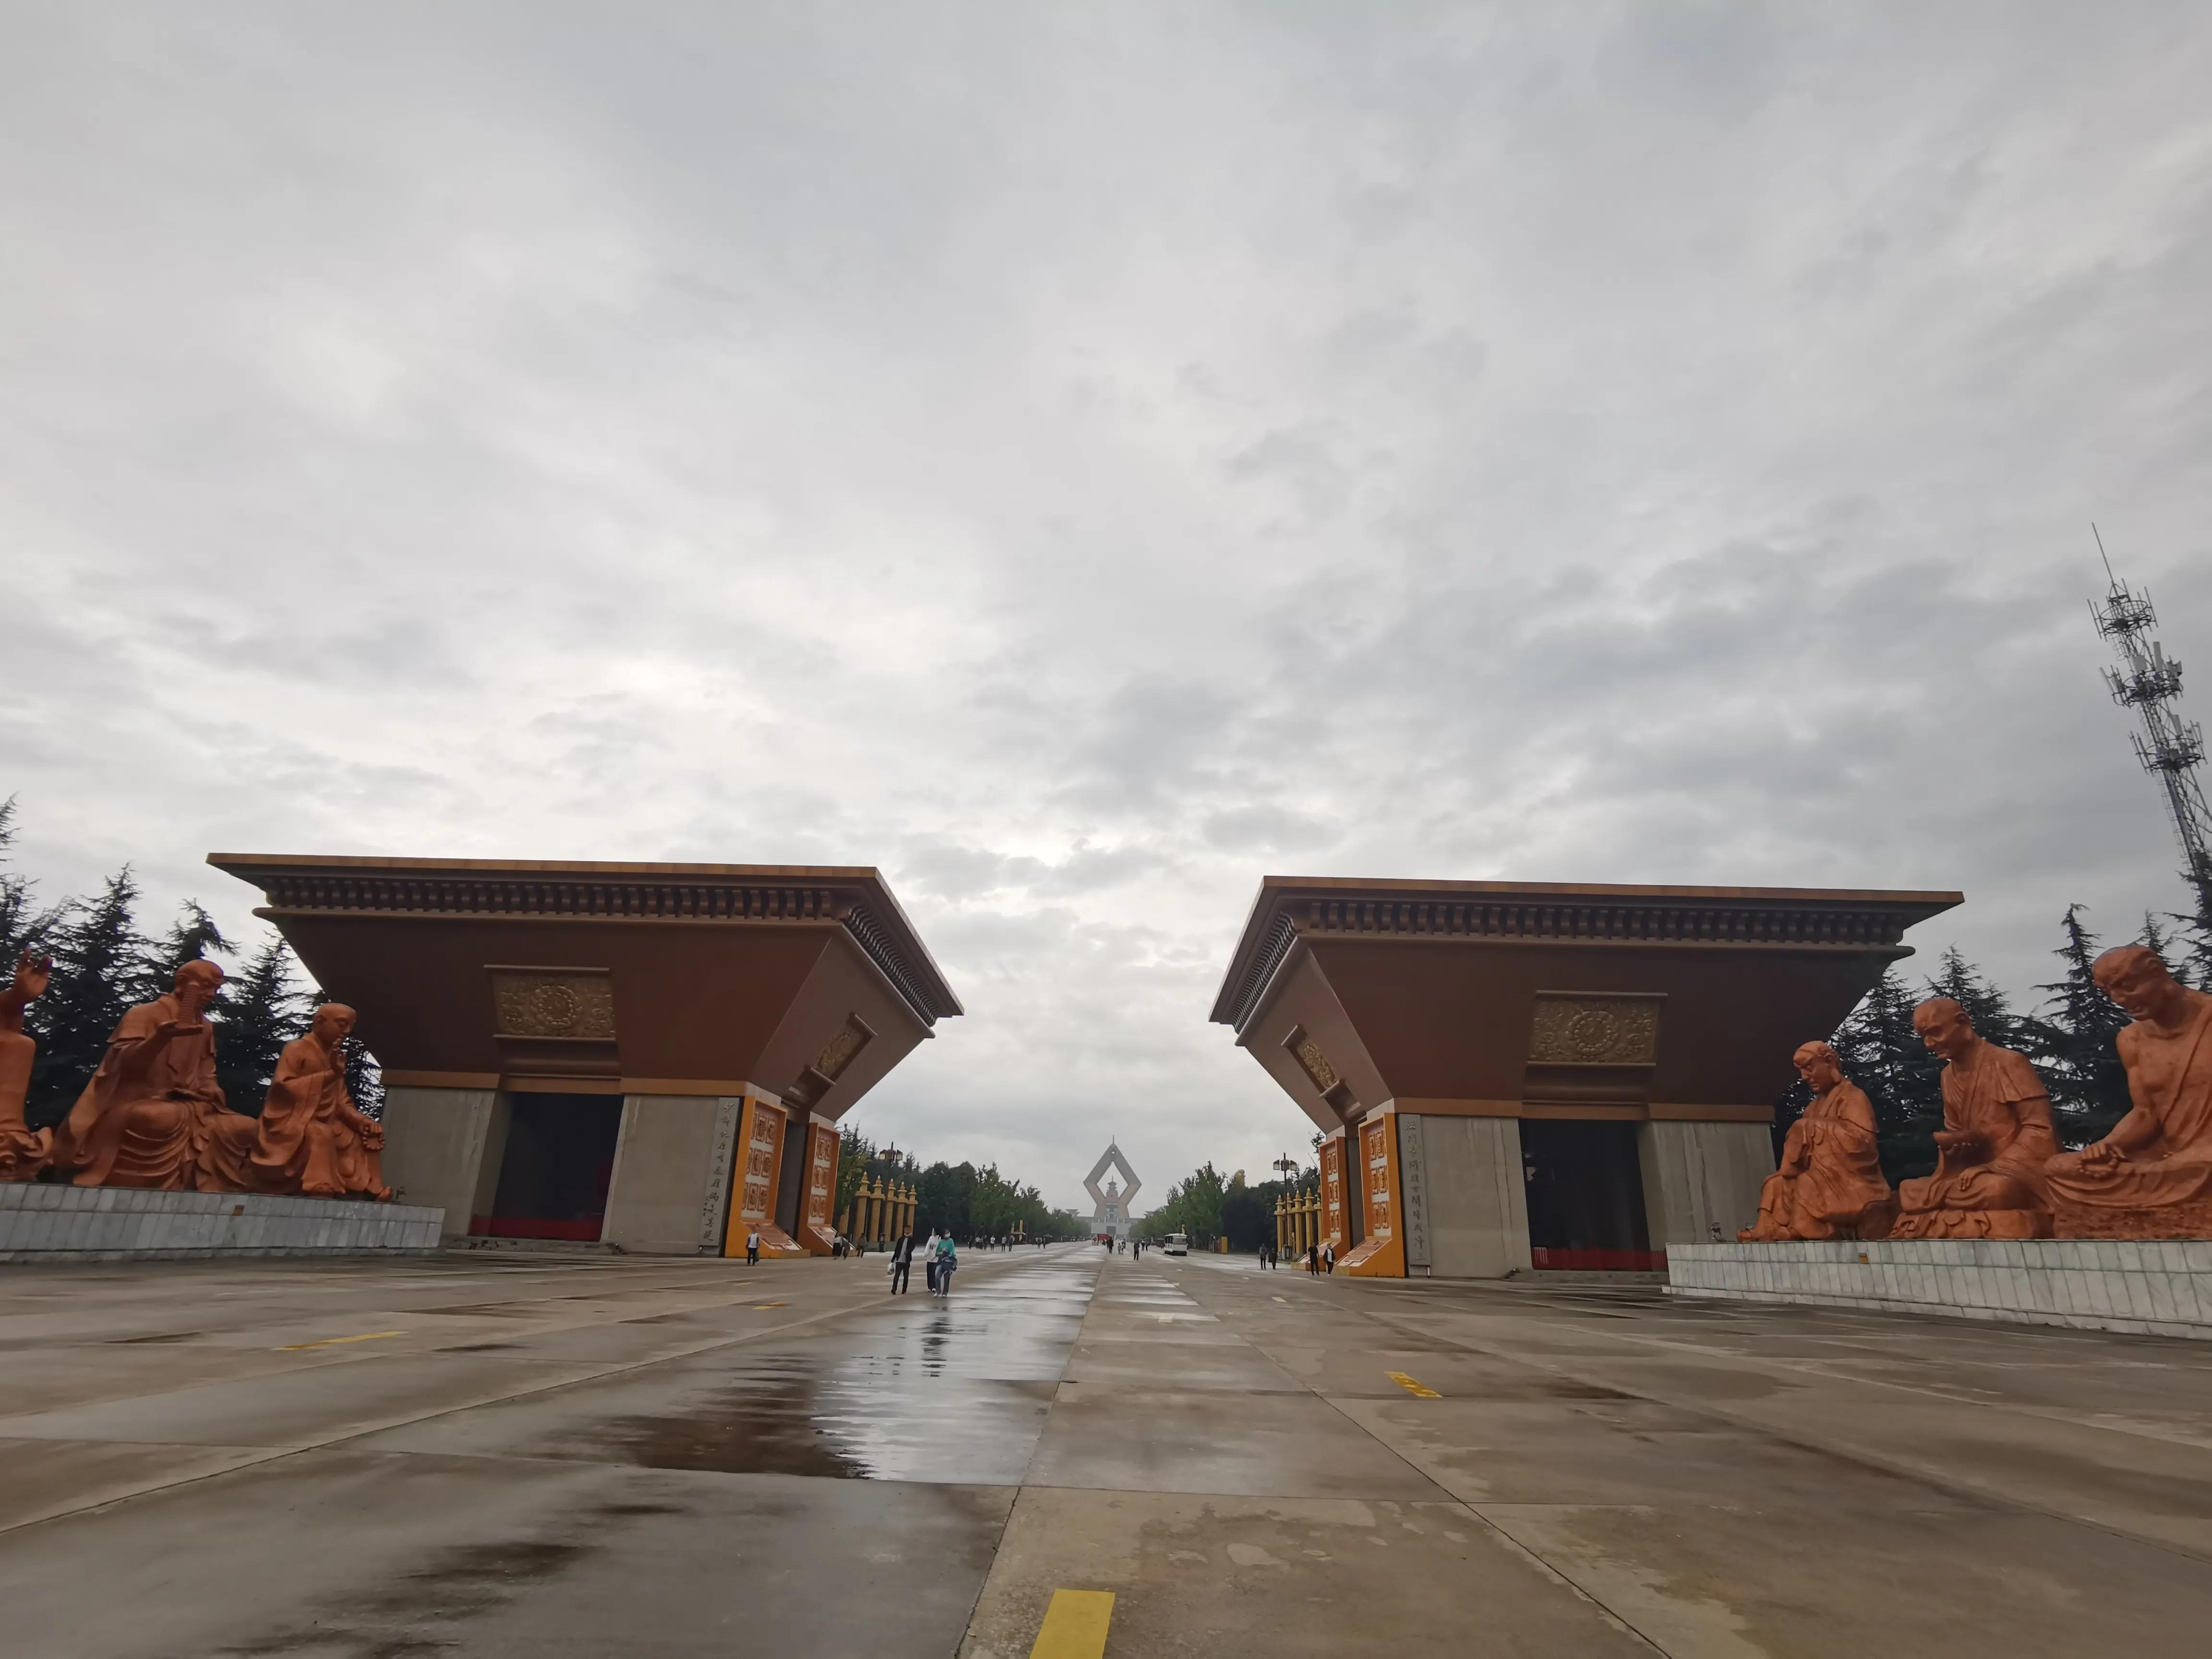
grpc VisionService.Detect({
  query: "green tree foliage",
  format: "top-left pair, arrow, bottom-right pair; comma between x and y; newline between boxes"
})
0,797 -> 54,965
215,938 -> 305,1117
2023,906 -> 2132,1147
905,1155 -> 1081,1242
1134,1162 -> 1235,1246
25,868 -> 152,1128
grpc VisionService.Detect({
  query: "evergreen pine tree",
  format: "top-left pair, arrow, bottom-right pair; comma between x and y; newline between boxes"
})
2025,906 -> 2131,1148
0,797 -> 54,964
1832,969 -> 1942,1181
135,902 -> 232,1005
1922,945 -> 2023,1047
216,936 -> 306,1117
26,868 -> 152,1127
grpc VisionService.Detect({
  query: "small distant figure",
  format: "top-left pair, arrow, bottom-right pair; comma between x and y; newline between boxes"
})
926,1231 -> 943,1292
745,1226 -> 761,1266
934,1234 -> 958,1298
890,1231 -> 915,1294
1305,1242 -> 1320,1275
1322,1242 -> 1335,1274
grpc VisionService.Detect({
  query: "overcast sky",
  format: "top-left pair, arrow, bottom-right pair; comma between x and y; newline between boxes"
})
5,4 -> 2211,1214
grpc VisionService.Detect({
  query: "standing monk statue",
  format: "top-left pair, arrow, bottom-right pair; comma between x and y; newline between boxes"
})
0,950 -> 52,1181
47,959 -> 258,1191
2044,946 -> 2212,1236
1890,997 -> 2056,1238
252,1003 -> 390,1200
1740,1041 -> 1893,1240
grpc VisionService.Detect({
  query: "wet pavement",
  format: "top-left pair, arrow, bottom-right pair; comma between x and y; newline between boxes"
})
7,1243 -> 2212,1655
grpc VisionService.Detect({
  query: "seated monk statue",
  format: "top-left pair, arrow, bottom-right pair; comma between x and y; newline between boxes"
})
1890,996 -> 2057,1239
47,959 -> 258,1191
2044,945 -> 2212,1236
1741,1041 -> 1893,1240
252,1003 -> 391,1200
0,950 -> 52,1181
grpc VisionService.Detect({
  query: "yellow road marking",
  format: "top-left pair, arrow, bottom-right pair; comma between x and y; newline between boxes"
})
1387,1370 -> 1441,1398
754,1302 -> 789,1309
1030,1588 -> 1114,1659
279,1330 -> 405,1351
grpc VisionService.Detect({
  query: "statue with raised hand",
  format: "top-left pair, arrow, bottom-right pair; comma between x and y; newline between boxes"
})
0,949 -> 52,1181
1890,997 -> 2056,1239
252,1003 -> 390,1200
48,959 -> 258,1191
2044,946 -> 2212,1236
1740,1041 -> 1893,1240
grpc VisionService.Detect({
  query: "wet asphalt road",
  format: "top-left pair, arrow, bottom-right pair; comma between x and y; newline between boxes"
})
8,1243 -> 2212,1656
0,1243 -> 1097,1658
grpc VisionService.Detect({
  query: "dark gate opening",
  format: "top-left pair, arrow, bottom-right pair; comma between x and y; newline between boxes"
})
1520,1119 -> 1661,1271
475,1093 -> 623,1241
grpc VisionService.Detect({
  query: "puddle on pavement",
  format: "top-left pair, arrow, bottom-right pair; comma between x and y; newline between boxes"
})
571,1258 -> 1092,1483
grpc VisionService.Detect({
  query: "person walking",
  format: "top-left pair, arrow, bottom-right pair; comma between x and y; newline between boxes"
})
1323,1241 -> 1335,1274
889,1231 -> 914,1295
925,1230 -> 941,1294
1305,1241 -> 1319,1275
934,1234 -> 958,1298
745,1226 -> 761,1267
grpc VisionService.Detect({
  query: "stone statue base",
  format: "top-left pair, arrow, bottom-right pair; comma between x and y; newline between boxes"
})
1888,1206 -> 2047,1241
0,1183 -> 440,1262
2050,1197 -> 2212,1241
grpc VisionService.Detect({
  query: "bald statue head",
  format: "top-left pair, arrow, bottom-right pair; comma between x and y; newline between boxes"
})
1912,996 -> 1979,1063
310,1003 -> 357,1049
173,958 -> 224,1021
2093,945 -> 2190,1024
1792,1040 -> 1844,1092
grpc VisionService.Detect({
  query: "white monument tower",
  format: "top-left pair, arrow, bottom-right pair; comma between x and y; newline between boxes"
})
1084,1142 -> 1142,1242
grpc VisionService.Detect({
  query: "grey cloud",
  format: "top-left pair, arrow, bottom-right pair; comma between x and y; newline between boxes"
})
5,3 -> 2212,1212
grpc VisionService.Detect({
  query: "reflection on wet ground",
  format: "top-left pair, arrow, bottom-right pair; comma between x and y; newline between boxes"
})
581,1253 -> 1094,1483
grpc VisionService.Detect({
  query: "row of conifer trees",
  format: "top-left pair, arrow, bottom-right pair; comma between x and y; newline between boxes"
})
1794,905 -> 2208,1181
0,801 -> 380,1127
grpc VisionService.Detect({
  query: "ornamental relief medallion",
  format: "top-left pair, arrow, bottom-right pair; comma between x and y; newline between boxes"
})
1528,994 -> 1661,1065
1286,1026 -> 1339,1093
490,968 -> 617,1040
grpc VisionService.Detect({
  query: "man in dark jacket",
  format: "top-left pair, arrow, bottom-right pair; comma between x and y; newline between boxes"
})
890,1231 -> 915,1295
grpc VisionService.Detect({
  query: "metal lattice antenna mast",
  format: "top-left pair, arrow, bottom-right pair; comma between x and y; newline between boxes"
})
2090,527 -> 2212,933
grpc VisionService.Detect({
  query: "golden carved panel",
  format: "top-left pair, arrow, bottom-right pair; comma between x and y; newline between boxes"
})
814,1018 -> 873,1082
1528,995 -> 1660,1065
491,969 -> 616,1040
1294,1038 -> 1338,1093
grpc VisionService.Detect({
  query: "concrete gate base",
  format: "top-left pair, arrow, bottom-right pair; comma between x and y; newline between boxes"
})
0,1183 -> 442,1263
1669,1238 -> 2212,1341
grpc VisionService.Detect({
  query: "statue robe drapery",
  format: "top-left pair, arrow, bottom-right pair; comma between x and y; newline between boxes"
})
252,1035 -> 390,1200
2046,988 -> 2212,1212
1743,1080 -> 1890,1240
48,994 -> 256,1191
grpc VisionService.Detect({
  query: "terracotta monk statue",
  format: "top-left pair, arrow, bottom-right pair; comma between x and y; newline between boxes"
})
1740,1041 -> 1893,1240
1890,996 -> 2056,1239
2044,945 -> 2212,1234
252,1003 -> 390,1201
47,958 -> 258,1191
0,949 -> 51,1181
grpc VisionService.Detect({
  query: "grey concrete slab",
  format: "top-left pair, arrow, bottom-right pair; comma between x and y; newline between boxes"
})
1062,1336 -> 1305,1393
1025,1382 -> 1448,1499
1483,1500 -> 2212,1659
0,1350 -> 619,1449
0,1437 -> 278,1532
958,1486 -> 1652,1659
0,1446 -> 1016,1659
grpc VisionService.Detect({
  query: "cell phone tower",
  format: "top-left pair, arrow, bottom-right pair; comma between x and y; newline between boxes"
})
2090,528 -> 2212,934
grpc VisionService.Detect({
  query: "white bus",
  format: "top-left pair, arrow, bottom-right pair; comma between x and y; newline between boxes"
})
1163,1233 -> 1189,1256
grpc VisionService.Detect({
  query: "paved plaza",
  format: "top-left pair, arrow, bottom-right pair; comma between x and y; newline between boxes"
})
3,1245 -> 2211,1656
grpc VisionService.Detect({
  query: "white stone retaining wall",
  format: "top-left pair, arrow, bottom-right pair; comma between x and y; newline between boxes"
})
1668,1238 -> 2212,1341
0,1183 -> 443,1262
